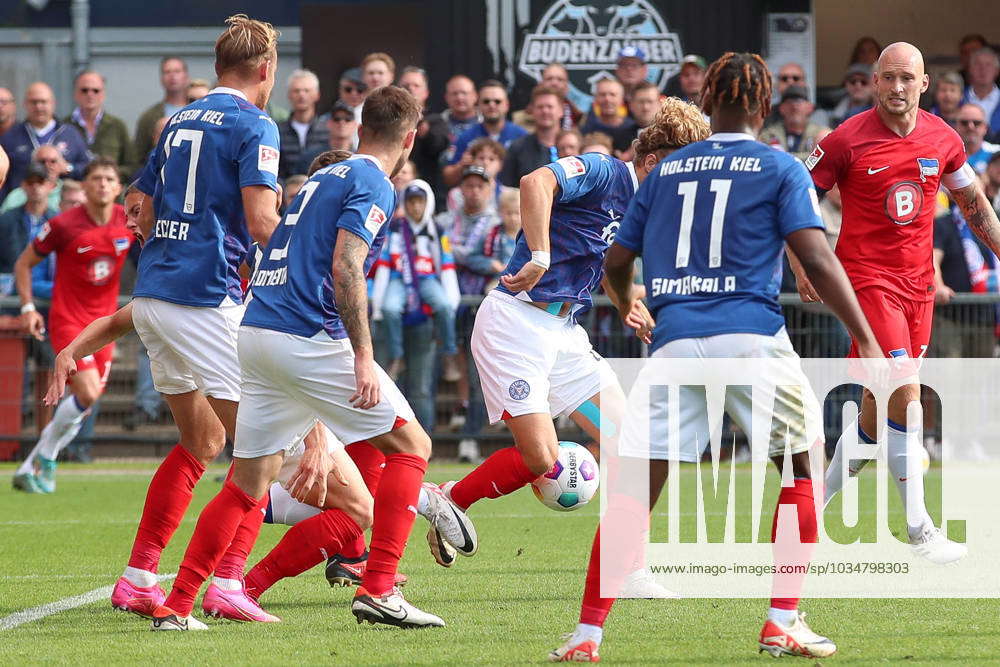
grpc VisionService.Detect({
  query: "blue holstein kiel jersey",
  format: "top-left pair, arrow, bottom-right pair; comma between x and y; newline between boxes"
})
614,133 -> 824,353
134,87 -> 280,307
243,155 -> 395,340
497,152 -> 638,311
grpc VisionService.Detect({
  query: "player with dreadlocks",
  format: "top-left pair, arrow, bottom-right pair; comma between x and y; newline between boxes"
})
550,52 -> 882,661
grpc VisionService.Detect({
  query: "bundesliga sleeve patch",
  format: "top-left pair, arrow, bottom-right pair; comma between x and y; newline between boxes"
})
257,145 -> 279,176
35,222 -> 52,242
364,204 -> 388,236
556,156 -> 586,179
804,145 -> 824,171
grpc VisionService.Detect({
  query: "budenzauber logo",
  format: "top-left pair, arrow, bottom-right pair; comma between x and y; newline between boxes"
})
518,0 -> 684,109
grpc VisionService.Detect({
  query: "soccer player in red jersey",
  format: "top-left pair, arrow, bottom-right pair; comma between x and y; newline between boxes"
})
796,42 -> 1000,563
11,156 -> 130,493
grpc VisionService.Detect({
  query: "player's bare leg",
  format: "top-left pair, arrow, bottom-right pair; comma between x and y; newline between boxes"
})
112,390 -> 228,617
14,367 -> 102,494
350,420 -> 447,628
825,384 -> 966,563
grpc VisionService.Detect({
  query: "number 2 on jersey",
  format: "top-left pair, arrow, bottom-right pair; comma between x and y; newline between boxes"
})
675,179 -> 731,269
269,180 -> 320,261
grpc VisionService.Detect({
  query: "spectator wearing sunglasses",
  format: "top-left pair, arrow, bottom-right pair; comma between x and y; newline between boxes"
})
764,62 -> 829,128
65,70 -> 137,180
442,80 -> 526,187
955,103 -> 998,173
829,62 -> 874,128
337,67 -> 367,123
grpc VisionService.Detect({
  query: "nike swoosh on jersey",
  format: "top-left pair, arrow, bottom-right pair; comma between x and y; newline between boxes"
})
867,166 -> 890,174
77,246 -> 93,253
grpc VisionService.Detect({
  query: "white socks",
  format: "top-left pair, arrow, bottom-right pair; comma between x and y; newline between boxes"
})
886,420 -> 933,538
123,566 -> 158,588
16,396 -> 89,475
767,607 -> 798,626
572,623 -> 604,646
823,419 -> 876,506
211,577 -> 243,591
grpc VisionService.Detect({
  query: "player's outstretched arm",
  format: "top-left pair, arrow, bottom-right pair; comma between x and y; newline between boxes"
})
44,303 -> 135,406
785,228 -> 881,358
333,228 -> 380,410
241,184 -> 282,246
951,182 -> 1000,258
14,245 -> 46,341
603,243 -> 653,343
784,245 -> 821,303
501,166 -> 556,293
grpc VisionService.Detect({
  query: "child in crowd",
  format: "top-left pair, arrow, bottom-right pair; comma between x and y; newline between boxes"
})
446,138 -> 509,213
463,188 -> 521,294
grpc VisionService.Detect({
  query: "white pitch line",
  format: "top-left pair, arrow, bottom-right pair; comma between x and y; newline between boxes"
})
0,574 -> 175,631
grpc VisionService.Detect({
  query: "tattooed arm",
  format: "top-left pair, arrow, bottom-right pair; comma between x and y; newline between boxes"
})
332,228 -> 380,409
952,181 -> 1000,257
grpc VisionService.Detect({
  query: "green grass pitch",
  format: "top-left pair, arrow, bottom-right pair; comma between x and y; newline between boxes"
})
1,462 -> 998,665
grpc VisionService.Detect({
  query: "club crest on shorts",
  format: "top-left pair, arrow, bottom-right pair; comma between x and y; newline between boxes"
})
509,379 -> 531,400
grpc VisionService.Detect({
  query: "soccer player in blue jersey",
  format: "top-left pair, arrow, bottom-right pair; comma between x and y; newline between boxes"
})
109,15 -> 293,624
150,86 -> 474,631
434,100 -> 708,545
550,53 -> 884,662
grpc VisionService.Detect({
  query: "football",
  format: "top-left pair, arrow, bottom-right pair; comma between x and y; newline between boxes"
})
531,442 -> 599,511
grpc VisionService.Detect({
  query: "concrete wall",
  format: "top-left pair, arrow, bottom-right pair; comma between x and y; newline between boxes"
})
0,26 -> 301,135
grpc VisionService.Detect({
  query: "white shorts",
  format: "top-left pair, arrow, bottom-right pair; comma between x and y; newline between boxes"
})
274,423 -> 345,485
131,297 -> 243,401
234,326 -> 415,459
621,328 -> 823,462
471,290 -> 612,424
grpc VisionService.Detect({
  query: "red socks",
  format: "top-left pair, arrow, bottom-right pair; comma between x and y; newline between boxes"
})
339,441 -> 386,560
770,477 -> 818,611
449,446 -> 537,510
213,495 -> 267,581
245,509 -> 363,599
360,452 -> 426,596
579,527 -> 616,626
165,480 -> 261,616
127,445 -> 205,573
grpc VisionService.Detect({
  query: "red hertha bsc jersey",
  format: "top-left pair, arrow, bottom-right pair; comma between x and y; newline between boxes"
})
806,108 -> 967,301
32,203 -> 132,344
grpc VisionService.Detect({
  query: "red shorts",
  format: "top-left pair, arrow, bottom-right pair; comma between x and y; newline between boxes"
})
50,326 -> 115,389
847,287 -> 933,359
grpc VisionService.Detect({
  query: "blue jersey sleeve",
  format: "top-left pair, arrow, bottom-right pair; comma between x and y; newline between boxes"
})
546,153 -> 615,204
235,113 -> 281,192
336,172 -> 395,247
776,157 -> 825,238
614,171 -> 655,253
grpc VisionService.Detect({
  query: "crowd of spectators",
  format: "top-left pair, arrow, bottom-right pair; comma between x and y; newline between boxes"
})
3,34 -> 1000,459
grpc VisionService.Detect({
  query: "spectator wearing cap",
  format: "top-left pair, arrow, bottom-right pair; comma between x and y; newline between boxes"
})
955,103 -> 999,173
65,70 -> 137,180
963,47 -> 1000,142
0,87 -> 16,137
297,101 -> 357,174
931,71 -> 965,126
615,45 -> 650,98
758,85 -> 830,162
337,67 -> 367,123
513,64 -> 583,131
830,63 -> 874,128
0,82 -> 90,200
277,69 -> 330,179
762,62 -> 829,128
134,57 -> 189,159
0,161 -> 57,294
446,137 -> 507,213
1,145 -> 66,213
501,85 -> 564,187
372,179 -> 461,420
442,80 -> 526,187
579,78 -> 636,154
677,54 -> 706,104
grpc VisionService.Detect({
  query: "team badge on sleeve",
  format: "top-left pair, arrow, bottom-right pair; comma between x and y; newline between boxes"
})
364,204 -> 388,235
804,145 -> 824,171
35,222 -> 51,241
916,158 -> 939,183
556,156 -> 586,179
113,237 -> 130,254
257,145 -> 279,175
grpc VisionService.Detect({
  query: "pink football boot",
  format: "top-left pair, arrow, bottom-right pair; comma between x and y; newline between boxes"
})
110,576 -> 166,618
202,583 -> 281,623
